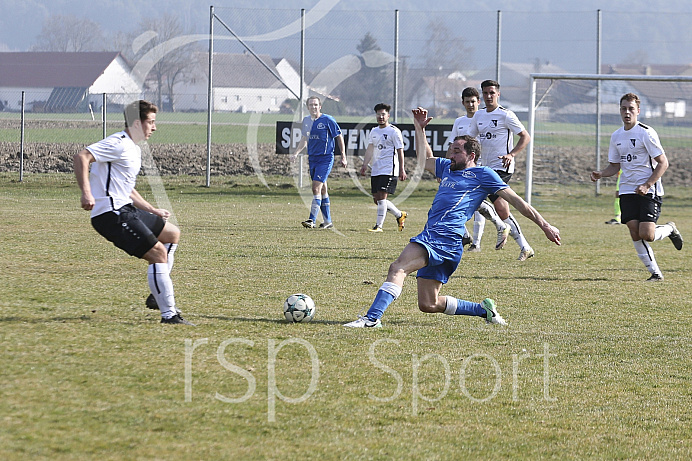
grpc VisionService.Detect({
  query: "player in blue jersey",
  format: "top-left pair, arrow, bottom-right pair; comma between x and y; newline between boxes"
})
293,96 -> 347,229
344,107 -> 561,328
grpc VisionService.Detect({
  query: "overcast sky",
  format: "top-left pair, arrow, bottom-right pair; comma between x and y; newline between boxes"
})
3,0 -> 692,73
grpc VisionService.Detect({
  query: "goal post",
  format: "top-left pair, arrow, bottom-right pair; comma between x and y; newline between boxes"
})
526,73 -> 692,204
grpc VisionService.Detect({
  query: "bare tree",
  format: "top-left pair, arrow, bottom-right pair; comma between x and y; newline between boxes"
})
336,32 -> 391,115
422,20 -> 472,74
129,14 -> 198,112
33,14 -> 105,52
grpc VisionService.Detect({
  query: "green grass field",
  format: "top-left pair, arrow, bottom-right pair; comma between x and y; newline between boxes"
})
1,173 -> 691,460
4,110 -> 692,148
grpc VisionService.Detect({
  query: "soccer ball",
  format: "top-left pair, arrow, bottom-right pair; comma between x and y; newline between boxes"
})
283,293 -> 315,323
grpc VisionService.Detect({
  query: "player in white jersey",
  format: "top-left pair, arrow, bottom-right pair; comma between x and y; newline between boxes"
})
468,80 -> 534,261
591,93 -> 683,281
360,103 -> 408,232
451,87 -> 510,252
73,100 -> 192,325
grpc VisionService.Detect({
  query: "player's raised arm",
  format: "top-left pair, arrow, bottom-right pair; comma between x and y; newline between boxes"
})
412,107 -> 436,173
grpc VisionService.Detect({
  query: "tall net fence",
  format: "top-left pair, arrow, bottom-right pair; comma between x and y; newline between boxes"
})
524,75 -> 692,202
2,7 -> 692,185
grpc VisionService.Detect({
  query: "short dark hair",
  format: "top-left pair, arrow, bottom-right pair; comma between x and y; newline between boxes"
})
620,92 -> 641,108
453,135 -> 481,161
461,87 -> 479,99
306,96 -> 321,105
124,100 -> 158,128
481,80 -> 500,90
374,103 -> 391,113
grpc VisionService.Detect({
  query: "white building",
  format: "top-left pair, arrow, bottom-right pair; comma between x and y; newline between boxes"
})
175,52 -> 305,113
0,52 -> 142,112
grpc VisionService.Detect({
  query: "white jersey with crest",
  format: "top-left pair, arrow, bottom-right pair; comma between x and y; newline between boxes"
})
468,106 -> 525,173
451,114 -> 482,165
86,131 -> 141,218
366,124 -> 404,176
608,122 -> 665,196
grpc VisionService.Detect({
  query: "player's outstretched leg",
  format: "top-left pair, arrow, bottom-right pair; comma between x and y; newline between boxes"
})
344,282 -> 401,328
633,239 -> 664,281
478,201 -> 509,250
504,213 -> 533,260
660,222 -> 683,250
442,296 -> 507,325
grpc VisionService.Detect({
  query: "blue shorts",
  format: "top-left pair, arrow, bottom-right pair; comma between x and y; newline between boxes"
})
410,233 -> 462,284
309,156 -> 334,183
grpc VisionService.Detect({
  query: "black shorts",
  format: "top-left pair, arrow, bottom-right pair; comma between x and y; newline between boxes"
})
371,175 -> 398,194
488,170 -> 512,203
91,204 -> 165,258
619,193 -> 662,224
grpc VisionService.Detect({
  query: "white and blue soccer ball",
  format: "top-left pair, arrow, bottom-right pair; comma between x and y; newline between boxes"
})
283,293 -> 315,323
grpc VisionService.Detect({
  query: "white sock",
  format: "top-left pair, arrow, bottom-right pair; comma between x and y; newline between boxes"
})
164,243 -> 178,272
505,214 -> 530,250
443,296 -> 457,315
380,281 -> 402,299
148,263 -> 177,318
472,211 -> 485,246
385,200 -> 402,219
633,239 -> 662,275
376,200 -> 387,228
478,200 -> 505,231
653,223 -> 673,242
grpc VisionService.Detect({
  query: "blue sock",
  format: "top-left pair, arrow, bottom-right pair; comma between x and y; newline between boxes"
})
444,297 -> 486,317
366,290 -> 395,320
320,196 -> 331,223
310,196 -> 321,221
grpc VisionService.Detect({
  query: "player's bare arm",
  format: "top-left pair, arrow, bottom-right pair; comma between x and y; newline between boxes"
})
412,107 -> 436,173
635,153 -> 668,195
591,162 -> 621,182
336,134 -> 347,167
360,144 -> 374,176
130,189 -> 171,220
73,149 -> 95,210
290,137 -> 307,161
496,187 -> 561,245
397,148 -> 407,181
501,130 -> 531,169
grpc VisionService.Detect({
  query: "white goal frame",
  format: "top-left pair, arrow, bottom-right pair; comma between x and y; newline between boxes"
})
526,73 -> 692,204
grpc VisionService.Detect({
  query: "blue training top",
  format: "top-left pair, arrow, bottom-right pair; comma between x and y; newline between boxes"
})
301,114 -> 342,159
417,158 -> 508,250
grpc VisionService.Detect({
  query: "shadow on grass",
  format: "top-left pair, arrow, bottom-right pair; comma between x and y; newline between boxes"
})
196,315 -> 410,326
0,315 -> 92,323
458,275 -> 610,282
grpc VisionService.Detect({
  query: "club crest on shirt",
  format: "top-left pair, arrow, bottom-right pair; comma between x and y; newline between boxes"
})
491,120 -> 498,127
630,139 -> 636,147
317,122 -> 326,130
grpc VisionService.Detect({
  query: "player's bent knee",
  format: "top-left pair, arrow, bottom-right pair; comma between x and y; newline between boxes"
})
159,223 -> 181,244
417,302 -> 438,314
143,242 -> 168,264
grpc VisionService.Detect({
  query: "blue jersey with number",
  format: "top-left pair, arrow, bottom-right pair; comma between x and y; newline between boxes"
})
301,114 -> 342,159
416,158 -> 508,249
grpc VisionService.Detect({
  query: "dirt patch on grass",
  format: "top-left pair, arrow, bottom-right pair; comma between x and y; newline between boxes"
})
2,140 -> 691,187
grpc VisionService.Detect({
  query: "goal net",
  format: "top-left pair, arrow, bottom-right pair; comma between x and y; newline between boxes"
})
524,73 -> 692,203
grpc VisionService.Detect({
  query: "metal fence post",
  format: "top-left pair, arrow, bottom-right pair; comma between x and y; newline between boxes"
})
102,93 -> 107,139
20,91 -> 25,182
